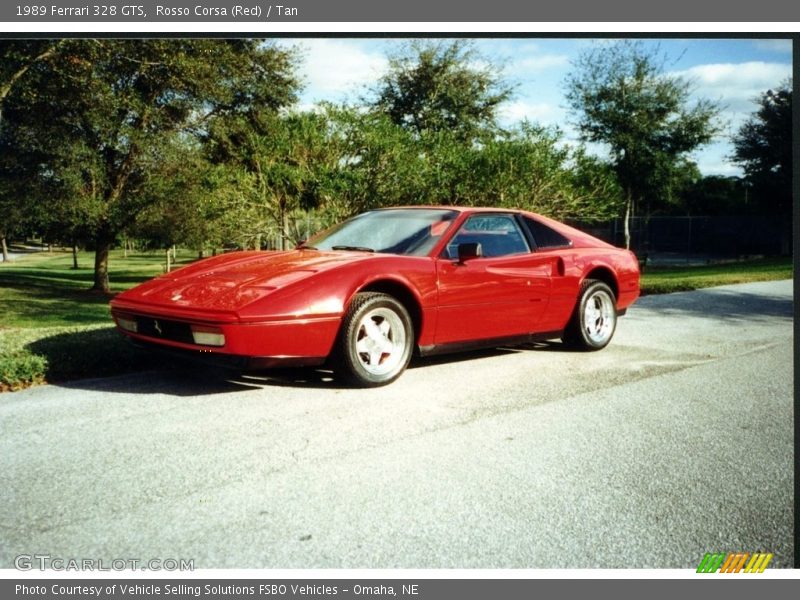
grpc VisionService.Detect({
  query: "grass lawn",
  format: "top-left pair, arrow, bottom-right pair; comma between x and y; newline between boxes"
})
0,248 -> 197,391
640,257 -> 793,295
0,250 -> 793,391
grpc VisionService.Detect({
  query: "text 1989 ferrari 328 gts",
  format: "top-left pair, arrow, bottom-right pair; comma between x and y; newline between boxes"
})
110,207 -> 640,386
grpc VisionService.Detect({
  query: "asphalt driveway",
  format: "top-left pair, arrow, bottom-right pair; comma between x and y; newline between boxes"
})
0,279 -> 793,568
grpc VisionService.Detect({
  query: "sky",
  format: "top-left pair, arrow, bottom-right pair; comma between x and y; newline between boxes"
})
277,37 -> 792,177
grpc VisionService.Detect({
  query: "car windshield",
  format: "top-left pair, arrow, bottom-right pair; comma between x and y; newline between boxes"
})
308,209 -> 459,256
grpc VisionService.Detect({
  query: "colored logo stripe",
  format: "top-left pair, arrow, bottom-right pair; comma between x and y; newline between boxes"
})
744,553 -> 773,573
697,552 -> 773,573
697,553 -> 726,573
720,553 -> 748,573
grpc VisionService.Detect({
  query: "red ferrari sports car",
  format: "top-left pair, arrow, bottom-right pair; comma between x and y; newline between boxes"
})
111,207 -> 640,386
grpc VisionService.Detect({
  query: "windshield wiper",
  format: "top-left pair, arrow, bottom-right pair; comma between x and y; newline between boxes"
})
331,245 -> 375,252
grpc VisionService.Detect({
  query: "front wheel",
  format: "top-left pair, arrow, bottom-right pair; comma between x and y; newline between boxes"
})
335,292 -> 414,387
563,279 -> 617,350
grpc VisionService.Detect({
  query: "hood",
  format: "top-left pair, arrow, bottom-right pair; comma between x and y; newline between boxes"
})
114,249 -> 371,313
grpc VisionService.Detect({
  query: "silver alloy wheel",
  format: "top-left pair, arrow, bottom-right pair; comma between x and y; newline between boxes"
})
354,307 -> 407,377
583,289 -> 615,345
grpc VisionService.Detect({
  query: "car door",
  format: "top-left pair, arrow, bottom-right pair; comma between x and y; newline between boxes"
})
434,213 -> 554,345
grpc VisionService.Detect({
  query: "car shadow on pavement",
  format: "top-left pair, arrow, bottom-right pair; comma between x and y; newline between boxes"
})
37,338 -> 582,395
51,367 -> 262,396
241,345 -> 561,387
232,367 -> 344,389
407,342 -> 579,371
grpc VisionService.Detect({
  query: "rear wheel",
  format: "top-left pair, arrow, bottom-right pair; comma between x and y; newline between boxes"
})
563,279 -> 617,350
336,292 -> 414,387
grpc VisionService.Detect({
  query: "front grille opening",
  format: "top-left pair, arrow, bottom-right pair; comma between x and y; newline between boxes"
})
135,317 -> 194,345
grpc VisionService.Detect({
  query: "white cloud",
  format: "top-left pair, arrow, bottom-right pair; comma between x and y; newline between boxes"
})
287,39 -> 389,100
698,162 -> 742,176
671,61 -> 792,112
511,54 -> 570,73
498,101 -> 560,124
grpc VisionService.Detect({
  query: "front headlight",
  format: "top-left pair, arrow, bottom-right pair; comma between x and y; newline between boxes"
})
190,325 -> 225,347
116,315 -> 138,333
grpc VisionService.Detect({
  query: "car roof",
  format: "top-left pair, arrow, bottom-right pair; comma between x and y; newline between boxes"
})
372,205 -> 528,215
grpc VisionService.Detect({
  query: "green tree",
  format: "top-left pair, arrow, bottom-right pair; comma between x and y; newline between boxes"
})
565,41 -> 722,248
372,40 -> 513,142
129,137 -> 229,266
462,123 -> 623,221
206,110 -> 339,250
0,40 -> 64,125
0,40 -> 65,262
2,39 -> 299,291
364,40 -> 511,209
731,80 -> 792,217
323,106 -> 425,216
365,40 -> 620,223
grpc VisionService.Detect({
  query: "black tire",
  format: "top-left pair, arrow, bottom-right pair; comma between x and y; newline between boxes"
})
335,292 -> 414,387
562,279 -> 618,351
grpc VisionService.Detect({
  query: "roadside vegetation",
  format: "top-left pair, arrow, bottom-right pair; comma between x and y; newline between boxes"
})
0,250 -> 792,391
0,249 -> 194,391
640,257 -> 792,295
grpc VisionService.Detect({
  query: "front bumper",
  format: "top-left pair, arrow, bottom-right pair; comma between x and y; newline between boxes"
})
110,308 -> 341,366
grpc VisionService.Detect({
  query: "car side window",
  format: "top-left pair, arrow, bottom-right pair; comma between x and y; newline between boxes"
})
446,214 -> 530,259
524,217 -> 572,249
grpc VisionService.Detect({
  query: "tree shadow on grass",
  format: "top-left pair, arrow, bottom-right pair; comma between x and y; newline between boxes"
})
1,277 -> 112,326
0,271 -> 150,290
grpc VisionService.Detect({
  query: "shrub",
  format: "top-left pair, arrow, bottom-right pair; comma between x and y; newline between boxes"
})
0,350 -> 48,391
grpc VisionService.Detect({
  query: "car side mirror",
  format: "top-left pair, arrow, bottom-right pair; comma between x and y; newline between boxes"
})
457,242 -> 482,263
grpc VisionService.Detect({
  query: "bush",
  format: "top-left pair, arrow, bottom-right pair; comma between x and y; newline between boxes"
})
0,350 -> 48,391
1,325 -> 163,392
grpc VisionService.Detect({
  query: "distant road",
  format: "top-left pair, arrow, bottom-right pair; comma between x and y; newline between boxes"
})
0,280 -> 793,568
3,246 -> 48,262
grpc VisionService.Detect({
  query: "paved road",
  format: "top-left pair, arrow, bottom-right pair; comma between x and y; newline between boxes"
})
0,280 -> 793,569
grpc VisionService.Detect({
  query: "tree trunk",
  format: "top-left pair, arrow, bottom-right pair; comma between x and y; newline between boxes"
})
623,189 -> 633,250
72,244 -> 79,269
279,203 -> 286,251
91,238 -> 111,293
1,235 -> 8,262
165,247 -> 172,273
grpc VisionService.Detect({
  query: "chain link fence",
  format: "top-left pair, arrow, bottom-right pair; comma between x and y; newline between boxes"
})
574,216 -> 789,265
